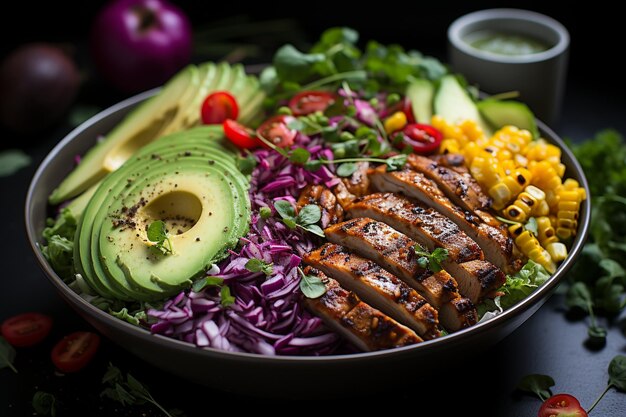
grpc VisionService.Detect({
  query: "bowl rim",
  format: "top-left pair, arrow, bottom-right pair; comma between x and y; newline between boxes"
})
448,8 -> 570,64
25,89 -> 591,363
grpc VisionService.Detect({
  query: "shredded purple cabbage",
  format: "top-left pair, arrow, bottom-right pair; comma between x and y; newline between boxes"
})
148,133 -> 342,355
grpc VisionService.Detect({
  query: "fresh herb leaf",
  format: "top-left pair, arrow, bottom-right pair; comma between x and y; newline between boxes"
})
304,159 -> 323,171
336,162 -> 358,177
608,355 -> 626,391
273,44 -> 326,83
497,260 -> 551,309
413,246 -> 448,273
273,200 -> 296,220
302,224 -> 325,238
147,220 -> 173,254
566,282 -> 593,311
220,286 -> 235,307
516,374 -> 555,401
283,217 -> 297,229
32,391 -> 57,416
525,217 -> 539,236
236,153 -> 257,175
0,149 -> 31,177
192,276 -> 224,293
385,154 -> 407,171
289,148 -> 310,164
110,307 -> 145,326
259,206 -> 272,219
245,259 -> 274,276
297,204 -> 322,226
0,336 -> 17,373
101,363 -> 179,417
298,268 -> 327,298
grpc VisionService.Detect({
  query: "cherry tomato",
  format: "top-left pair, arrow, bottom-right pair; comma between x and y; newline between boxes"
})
257,115 -> 297,148
201,91 -> 239,125
223,119 -> 258,149
288,91 -> 335,116
1,313 -> 53,347
538,394 -> 588,417
51,332 -> 100,373
396,123 -> 443,155
388,97 -> 416,124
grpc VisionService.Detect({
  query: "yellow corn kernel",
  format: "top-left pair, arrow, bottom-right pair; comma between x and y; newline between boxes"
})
384,111 -> 407,134
459,119 -> 485,142
558,201 -> 579,212
461,142 -> 485,165
536,216 -> 558,246
471,155 -> 502,188
440,138 -> 460,154
534,200 -> 550,216
489,183 -> 513,210
557,227 -> 572,240
514,154 -> 529,168
546,242 -> 568,262
528,247 -> 557,273
503,185 -> 544,222
512,228 -> 556,273
432,115 -> 466,142
563,178 -> 579,190
530,161 -> 562,191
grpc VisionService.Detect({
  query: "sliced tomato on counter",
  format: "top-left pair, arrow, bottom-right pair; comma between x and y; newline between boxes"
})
396,123 -> 443,155
257,115 -> 297,148
51,331 -> 100,373
288,90 -> 336,116
201,91 -> 239,125
538,394 -> 588,417
223,119 -> 259,149
1,312 -> 53,347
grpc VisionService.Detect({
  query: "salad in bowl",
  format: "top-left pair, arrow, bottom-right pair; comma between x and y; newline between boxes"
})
39,28 -> 587,356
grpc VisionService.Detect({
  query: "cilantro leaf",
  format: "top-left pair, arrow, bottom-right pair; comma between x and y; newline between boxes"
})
0,149 -> 31,177
147,220 -> 173,254
289,148 -> 311,164
299,268 -> 327,298
336,162 -> 358,177
413,246 -> 448,273
296,204 -> 322,226
273,44 -> 325,83
608,355 -> 626,391
273,200 -> 296,220
192,276 -> 224,293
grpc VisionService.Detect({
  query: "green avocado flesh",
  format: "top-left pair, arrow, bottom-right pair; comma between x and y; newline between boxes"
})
49,62 -> 265,204
74,126 -> 250,301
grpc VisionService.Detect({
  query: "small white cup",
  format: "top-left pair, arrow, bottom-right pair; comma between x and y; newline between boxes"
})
448,9 -> 570,125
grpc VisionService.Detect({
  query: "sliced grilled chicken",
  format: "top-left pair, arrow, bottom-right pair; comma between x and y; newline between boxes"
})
346,193 -> 483,264
342,162 -> 371,196
369,166 -> 515,273
439,297 -> 478,332
443,260 -> 506,304
431,153 -> 491,207
324,218 -> 458,306
407,154 -> 490,212
302,267 -> 422,351
296,184 -> 344,228
304,243 -> 440,339
332,180 -> 357,209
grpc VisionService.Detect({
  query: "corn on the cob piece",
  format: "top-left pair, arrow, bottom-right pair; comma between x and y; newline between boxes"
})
556,178 -> 586,239
504,186 -> 547,222
508,224 -> 556,273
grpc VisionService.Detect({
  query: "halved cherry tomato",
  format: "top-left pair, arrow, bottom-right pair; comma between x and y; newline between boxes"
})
257,115 -> 297,148
288,91 -> 335,116
201,91 -> 239,125
1,313 -> 53,347
538,394 -> 588,417
396,123 -> 443,155
388,97 -> 416,124
223,119 -> 258,149
51,331 -> 100,373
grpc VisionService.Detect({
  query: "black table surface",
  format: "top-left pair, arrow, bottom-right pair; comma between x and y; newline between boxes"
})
2,60 -> 626,417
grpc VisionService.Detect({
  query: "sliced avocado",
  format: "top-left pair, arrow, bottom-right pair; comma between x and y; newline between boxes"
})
434,75 -> 492,135
50,65 -> 199,204
477,99 -> 539,138
406,79 -> 434,123
75,126 -> 250,301
64,184 -> 97,222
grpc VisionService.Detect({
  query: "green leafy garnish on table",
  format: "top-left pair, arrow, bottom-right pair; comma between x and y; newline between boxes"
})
566,130 -> 626,343
32,391 -> 57,416
0,149 -> 31,177
101,363 -> 182,417
516,374 -> 555,401
0,336 -> 17,373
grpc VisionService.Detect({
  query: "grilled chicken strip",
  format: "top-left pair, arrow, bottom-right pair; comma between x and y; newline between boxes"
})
443,260 -> 505,304
324,218 -> 458,306
407,154 -> 490,212
431,153 -> 492,208
305,243 -> 440,339
302,267 -> 422,351
297,184 -> 344,228
342,162 -> 371,196
369,167 -> 515,273
347,193 -> 483,264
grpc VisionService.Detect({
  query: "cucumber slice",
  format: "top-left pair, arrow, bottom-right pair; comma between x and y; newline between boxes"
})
406,79 -> 434,123
477,99 -> 539,139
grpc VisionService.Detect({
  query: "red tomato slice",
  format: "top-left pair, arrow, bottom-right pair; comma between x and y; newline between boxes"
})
397,123 -> 443,155
538,394 -> 588,417
201,91 -> 239,125
223,119 -> 258,149
51,332 -> 100,373
257,115 -> 297,148
1,313 -> 53,347
288,91 -> 335,116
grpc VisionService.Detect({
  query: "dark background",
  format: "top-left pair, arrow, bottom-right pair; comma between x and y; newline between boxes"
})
2,2 -> 626,416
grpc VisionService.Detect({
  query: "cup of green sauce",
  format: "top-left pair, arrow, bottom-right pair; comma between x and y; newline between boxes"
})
448,9 -> 569,125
